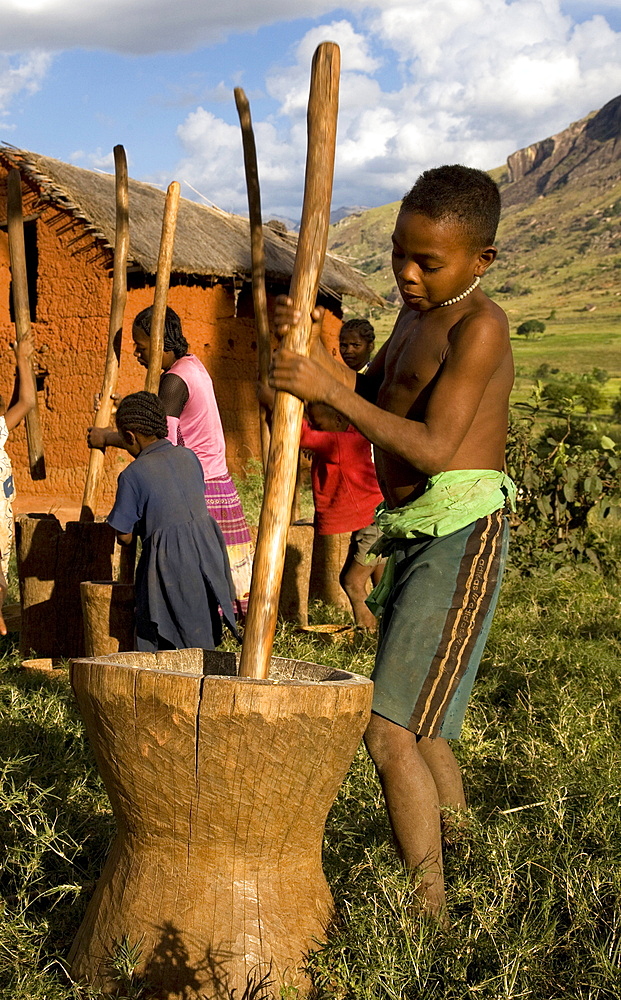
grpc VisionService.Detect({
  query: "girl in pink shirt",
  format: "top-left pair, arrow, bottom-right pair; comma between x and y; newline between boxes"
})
131,307 -> 253,615
89,307 -> 253,615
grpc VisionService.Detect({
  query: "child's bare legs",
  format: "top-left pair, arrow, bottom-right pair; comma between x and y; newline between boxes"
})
418,736 -> 469,845
417,736 -> 466,812
364,712 -> 446,917
340,558 -> 377,628
340,556 -> 385,629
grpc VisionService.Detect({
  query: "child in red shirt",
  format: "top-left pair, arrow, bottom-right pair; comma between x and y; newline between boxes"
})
301,402 -> 385,628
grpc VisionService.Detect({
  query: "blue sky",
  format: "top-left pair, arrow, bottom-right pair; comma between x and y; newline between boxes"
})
1,0 -> 620,220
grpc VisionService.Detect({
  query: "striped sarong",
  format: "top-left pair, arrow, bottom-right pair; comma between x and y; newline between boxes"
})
371,509 -> 509,739
204,475 -> 254,615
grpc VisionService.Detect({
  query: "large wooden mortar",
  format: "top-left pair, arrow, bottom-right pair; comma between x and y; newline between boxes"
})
69,649 -> 373,997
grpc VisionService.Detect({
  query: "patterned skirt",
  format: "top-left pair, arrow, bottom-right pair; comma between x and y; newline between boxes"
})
204,474 -> 254,615
0,447 -> 15,580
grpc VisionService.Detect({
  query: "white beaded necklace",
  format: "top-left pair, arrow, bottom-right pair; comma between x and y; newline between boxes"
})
439,275 -> 480,307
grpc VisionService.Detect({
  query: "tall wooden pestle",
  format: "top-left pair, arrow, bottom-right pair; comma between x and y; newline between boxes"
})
239,42 -> 340,679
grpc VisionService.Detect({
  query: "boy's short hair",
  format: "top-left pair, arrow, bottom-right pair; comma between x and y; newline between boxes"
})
401,165 -> 501,248
340,318 -> 375,345
307,401 -> 347,431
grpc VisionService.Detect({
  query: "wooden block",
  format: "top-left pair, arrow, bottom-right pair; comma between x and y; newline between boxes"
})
309,531 -> 351,612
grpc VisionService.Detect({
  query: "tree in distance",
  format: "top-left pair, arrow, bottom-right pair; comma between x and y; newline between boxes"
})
517,318 -> 546,339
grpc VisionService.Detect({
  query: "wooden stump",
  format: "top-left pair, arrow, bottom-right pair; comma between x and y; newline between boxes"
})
68,650 -> 373,998
80,581 -> 135,657
250,522 -> 315,626
16,515 -> 120,658
309,531 -> 351,612
279,522 -> 314,625
16,514 -> 62,658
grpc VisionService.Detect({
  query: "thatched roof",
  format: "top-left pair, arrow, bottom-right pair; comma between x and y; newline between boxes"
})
0,146 -> 380,304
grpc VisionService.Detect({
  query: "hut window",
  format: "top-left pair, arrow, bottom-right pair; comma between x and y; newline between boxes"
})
9,220 -> 38,323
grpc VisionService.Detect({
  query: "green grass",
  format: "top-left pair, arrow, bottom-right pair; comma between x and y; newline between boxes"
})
1,565 -> 620,998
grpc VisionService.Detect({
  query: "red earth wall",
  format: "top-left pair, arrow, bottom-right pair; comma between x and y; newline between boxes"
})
0,197 -> 342,517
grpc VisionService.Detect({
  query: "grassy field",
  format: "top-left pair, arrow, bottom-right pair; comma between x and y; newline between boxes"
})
1,563 -> 620,998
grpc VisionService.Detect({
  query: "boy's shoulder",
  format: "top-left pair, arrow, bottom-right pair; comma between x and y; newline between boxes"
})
450,292 -> 510,349
388,290 -> 509,355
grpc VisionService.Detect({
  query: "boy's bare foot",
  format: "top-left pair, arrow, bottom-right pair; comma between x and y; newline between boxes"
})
408,882 -> 451,930
440,807 -> 473,849
352,606 -> 379,630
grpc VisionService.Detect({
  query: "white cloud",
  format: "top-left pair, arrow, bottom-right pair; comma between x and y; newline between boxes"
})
165,2 -> 621,217
0,50 -> 51,120
69,148 -> 116,171
0,0 -> 619,217
0,0 -> 362,53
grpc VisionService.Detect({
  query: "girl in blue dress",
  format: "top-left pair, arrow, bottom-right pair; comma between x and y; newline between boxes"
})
107,391 -> 239,652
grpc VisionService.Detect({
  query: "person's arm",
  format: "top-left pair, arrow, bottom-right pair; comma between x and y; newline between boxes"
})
88,426 -> 126,450
299,422 -> 339,461
107,473 -> 140,541
158,372 -> 188,416
158,372 -> 188,444
270,313 -> 509,477
5,332 -> 36,431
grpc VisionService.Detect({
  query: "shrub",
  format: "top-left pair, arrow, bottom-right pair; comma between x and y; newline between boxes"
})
506,389 -> 621,573
516,319 -> 546,338
541,378 -> 603,415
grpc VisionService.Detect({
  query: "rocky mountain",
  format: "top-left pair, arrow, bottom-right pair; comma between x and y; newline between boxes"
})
502,94 -> 621,209
327,94 -> 621,342
330,205 -> 368,224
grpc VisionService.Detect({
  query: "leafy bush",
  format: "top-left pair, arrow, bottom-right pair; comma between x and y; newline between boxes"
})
541,378 -> 604,414
533,363 -> 559,379
516,319 -> 546,338
590,367 -> 610,385
506,389 -> 621,572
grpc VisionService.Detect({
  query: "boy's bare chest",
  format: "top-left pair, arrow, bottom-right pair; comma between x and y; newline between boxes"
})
378,316 -> 447,416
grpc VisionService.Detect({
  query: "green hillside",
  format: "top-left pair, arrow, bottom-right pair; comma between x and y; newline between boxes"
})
328,96 -> 621,406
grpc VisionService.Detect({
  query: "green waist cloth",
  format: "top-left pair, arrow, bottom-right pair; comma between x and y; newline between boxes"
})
366,469 -> 516,616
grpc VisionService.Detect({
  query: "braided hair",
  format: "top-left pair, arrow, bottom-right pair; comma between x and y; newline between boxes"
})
133,305 -> 189,359
116,391 -> 168,440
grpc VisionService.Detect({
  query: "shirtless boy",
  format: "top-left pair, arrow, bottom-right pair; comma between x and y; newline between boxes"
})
269,165 -> 515,917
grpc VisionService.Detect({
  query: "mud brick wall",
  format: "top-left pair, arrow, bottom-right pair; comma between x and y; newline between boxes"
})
0,193 -> 342,514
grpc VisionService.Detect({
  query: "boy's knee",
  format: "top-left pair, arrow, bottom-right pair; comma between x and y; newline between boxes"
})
364,712 -> 416,771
